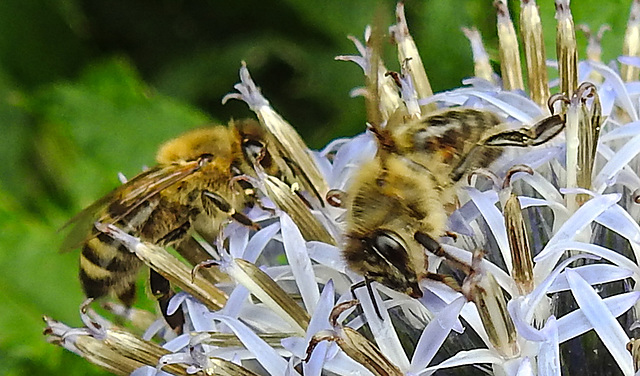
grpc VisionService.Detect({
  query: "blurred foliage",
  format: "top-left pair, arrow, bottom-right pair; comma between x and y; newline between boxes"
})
0,0 -> 632,375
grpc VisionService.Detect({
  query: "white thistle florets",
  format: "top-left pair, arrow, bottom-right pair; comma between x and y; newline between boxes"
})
45,2 -> 640,376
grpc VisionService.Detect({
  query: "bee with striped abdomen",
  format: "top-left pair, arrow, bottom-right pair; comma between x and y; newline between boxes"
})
343,107 -> 565,302
61,119 -> 281,330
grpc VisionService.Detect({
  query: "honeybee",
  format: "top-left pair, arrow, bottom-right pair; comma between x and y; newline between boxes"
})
62,119 -> 286,330
343,108 -> 565,299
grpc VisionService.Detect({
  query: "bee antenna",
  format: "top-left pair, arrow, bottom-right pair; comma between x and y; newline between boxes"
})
350,279 -> 384,320
365,277 -> 384,320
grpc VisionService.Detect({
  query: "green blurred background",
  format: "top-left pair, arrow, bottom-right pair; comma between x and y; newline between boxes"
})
0,0 -> 631,374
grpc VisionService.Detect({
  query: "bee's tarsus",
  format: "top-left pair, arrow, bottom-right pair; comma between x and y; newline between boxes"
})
235,212 -> 261,230
282,156 -> 326,208
293,189 -> 314,210
444,231 -> 458,240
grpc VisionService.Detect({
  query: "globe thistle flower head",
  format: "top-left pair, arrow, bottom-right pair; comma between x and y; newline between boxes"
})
45,1 -> 640,376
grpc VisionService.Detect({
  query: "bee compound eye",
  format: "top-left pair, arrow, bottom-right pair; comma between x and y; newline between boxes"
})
371,231 -> 406,258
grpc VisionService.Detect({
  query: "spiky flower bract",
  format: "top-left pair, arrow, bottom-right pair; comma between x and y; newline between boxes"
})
45,2 -> 640,376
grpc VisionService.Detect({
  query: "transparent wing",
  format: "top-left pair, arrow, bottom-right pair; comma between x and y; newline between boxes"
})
59,159 -> 205,252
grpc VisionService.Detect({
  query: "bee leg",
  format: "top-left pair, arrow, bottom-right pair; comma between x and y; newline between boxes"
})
202,191 -> 260,230
481,114 -> 566,147
451,114 -> 565,183
293,187 -> 314,210
149,269 -> 185,333
350,278 -> 384,320
415,232 -> 472,275
233,179 -> 277,214
424,272 -> 462,292
283,156 -> 325,208
256,199 -> 277,214
157,220 -> 192,246
450,145 -> 501,183
444,231 -> 458,240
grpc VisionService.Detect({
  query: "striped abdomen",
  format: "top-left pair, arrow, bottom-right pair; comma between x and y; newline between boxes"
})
79,232 -> 143,305
78,196 -> 193,306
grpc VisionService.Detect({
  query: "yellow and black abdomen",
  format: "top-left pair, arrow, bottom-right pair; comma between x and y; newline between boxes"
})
79,232 -> 143,305
78,194 -> 195,306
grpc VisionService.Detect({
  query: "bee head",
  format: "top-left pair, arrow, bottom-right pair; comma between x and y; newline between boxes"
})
348,230 -> 423,298
156,126 -> 238,165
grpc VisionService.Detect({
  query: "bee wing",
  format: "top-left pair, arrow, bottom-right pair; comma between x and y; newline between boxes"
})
59,160 -> 204,252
